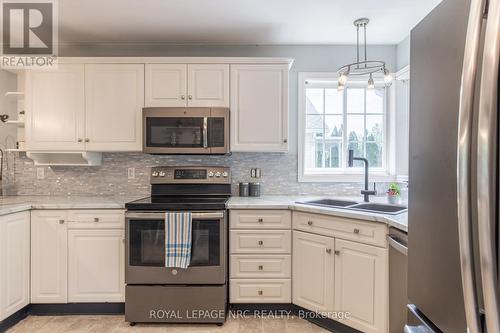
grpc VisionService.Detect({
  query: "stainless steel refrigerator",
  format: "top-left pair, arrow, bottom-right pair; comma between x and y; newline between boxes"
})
407,0 -> 499,332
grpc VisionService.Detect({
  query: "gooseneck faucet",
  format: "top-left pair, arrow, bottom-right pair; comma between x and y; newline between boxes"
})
348,149 -> 376,202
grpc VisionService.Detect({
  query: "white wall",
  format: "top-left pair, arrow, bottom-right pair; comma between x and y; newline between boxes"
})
396,36 -> 411,71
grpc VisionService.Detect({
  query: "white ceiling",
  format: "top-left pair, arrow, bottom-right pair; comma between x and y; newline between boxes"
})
58,0 -> 442,45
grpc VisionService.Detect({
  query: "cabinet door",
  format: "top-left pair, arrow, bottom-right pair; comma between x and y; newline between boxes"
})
230,64 -> 289,152
85,64 -> 144,151
31,210 -> 68,303
68,229 -> 125,302
187,64 -> 229,107
334,239 -> 388,333
292,231 -> 334,313
26,64 -> 85,151
0,211 -> 30,320
145,64 -> 187,107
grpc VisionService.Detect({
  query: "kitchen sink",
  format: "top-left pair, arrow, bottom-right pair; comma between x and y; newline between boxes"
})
297,199 -> 359,208
348,203 -> 408,215
296,199 -> 408,215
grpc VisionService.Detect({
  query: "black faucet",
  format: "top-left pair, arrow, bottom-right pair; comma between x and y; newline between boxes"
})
348,149 -> 377,202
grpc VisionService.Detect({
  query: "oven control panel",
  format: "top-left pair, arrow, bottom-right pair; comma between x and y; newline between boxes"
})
150,166 -> 231,184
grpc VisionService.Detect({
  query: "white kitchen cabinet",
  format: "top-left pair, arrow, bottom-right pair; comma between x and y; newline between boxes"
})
187,64 -> 229,107
31,210 -> 68,303
334,239 -> 388,333
0,212 -> 30,321
145,64 -> 187,107
292,230 -> 334,313
85,64 -> 144,151
145,64 -> 229,107
230,64 -> 289,152
68,229 -> 125,302
26,64 -> 85,151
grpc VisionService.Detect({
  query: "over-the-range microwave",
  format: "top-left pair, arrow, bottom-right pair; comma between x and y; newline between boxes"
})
143,107 -> 229,154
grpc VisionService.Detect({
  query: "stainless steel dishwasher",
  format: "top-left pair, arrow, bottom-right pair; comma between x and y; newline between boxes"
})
388,227 -> 408,333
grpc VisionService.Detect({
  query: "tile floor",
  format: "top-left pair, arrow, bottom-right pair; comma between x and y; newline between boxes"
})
6,314 -> 332,333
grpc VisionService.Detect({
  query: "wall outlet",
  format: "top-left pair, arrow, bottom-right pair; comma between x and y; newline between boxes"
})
250,168 -> 261,178
36,168 -> 44,180
127,167 -> 135,180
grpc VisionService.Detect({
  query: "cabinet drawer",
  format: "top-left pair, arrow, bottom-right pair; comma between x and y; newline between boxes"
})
230,230 -> 291,254
293,211 -> 387,247
230,210 -> 291,229
230,255 -> 291,278
230,279 -> 291,303
67,210 -> 124,229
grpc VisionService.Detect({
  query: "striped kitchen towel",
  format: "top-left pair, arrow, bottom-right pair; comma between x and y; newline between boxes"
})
165,212 -> 192,268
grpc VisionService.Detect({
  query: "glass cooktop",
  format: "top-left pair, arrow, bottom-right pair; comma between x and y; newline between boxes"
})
125,196 -> 229,211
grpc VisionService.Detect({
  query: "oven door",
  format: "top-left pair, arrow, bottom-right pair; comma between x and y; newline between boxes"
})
142,107 -> 229,154
125,211 -> 226,285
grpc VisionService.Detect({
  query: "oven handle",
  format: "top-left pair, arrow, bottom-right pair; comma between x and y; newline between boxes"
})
125,211 -> 224,220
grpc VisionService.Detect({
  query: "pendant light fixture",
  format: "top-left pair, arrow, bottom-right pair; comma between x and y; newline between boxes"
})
337,18 -> 393,90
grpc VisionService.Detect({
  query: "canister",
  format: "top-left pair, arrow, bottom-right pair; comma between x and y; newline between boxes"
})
239,182 -> 249,197
249,182 -> 261,197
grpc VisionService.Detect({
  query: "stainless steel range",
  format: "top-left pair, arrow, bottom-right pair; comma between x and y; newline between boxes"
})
124,166 -> 231,325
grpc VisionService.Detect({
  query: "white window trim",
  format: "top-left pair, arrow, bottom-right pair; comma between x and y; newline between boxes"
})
298,72 -> 397,183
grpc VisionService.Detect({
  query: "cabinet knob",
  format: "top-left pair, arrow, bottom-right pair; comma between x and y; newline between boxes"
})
85,138 -> 90,143
258,265 -> 263,271
258,290 -> 263,296
283,139 -> 288,143
94,217 -> 100,222
334,250 -> 340,255
188,95 -> 193,100
326,248 -> 332,254
77,138 -> 83,143
307,220 -> 313,226
258,240 -> 264,246
59,219 -> 65,224
181,95 -> 186,100
353,228 -> 360,234
258,218 -> 264,223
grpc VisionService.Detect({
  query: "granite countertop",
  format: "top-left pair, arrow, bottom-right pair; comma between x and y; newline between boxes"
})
0,195 -> 145,216
227,195 -> 408,233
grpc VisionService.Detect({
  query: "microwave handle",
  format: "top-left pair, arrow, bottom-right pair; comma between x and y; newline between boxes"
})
203,117 -> 208,149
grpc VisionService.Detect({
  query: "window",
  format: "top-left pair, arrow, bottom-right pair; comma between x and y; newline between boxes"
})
299,73 -> 394,182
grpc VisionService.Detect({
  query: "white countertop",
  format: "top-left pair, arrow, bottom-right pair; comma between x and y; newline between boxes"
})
227,196 -> 408,232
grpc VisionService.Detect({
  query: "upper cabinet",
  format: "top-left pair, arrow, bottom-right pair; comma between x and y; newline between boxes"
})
230,64 -> 289,152
145,64 -> 229,107
26,64 -> 86,151
85,64 -> 144,151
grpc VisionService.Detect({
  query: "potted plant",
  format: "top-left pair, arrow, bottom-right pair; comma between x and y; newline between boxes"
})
386,182 -> 401,204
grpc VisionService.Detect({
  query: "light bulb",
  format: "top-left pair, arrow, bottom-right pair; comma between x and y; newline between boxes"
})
367,74 -> 374,89
339,73 -> 348,85
384,69 -> 393,84
337,82 -> 345,91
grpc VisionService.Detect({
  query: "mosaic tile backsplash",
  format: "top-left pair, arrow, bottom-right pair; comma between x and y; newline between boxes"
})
1,152 -> 395,198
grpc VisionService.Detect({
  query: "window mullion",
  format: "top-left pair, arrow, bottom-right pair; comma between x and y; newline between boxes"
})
342,87 -> 348,170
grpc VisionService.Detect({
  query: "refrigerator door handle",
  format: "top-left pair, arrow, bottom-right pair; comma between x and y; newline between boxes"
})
477,0 -> 500,332
457,1 -> 486,332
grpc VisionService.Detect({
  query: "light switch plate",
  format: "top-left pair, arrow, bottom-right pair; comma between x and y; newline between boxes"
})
36,168 -> 44,180
127,167 -> 135,179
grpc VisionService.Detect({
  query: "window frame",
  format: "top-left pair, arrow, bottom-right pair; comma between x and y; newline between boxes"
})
298,72 -> 396,183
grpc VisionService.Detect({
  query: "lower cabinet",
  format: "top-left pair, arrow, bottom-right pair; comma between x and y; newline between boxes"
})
0,211 -> 30,321
31,209 -> 125,304
292,231 -> 334,313
68,229 -> 125,302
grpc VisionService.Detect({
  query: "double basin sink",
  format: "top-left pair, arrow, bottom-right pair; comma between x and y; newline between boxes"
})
296,199 -> 407,215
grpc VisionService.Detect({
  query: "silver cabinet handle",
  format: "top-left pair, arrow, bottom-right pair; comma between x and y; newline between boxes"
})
258,290 -> 263,296
85,138 -> 90,143
258,240 -> 264,246
202,117 -> 208,149
59,219 -> 65,224
353,228 -> 360,234
181,95 -> 186,100
477,1 -> 500,332
387,235 -> 408,256
258,218 -> 264,223
325,248 -> 332,254
283,139 -> 288,143
77,138 -> 83,143
258,265 -> 263,271
307,220 -> 313,226
94,217 -> 99,222
334,250 -> 340,255
188,95 -> 193,100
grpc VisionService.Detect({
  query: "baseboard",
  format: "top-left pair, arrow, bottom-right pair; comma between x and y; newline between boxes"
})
229,303 -> 362,333
29,303 -> 125,315
0,306 -> 30,333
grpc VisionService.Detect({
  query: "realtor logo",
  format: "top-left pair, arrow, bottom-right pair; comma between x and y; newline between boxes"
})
1,0 -> 58,68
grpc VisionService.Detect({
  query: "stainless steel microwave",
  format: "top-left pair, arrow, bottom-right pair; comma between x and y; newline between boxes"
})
143,107 -> 229,154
